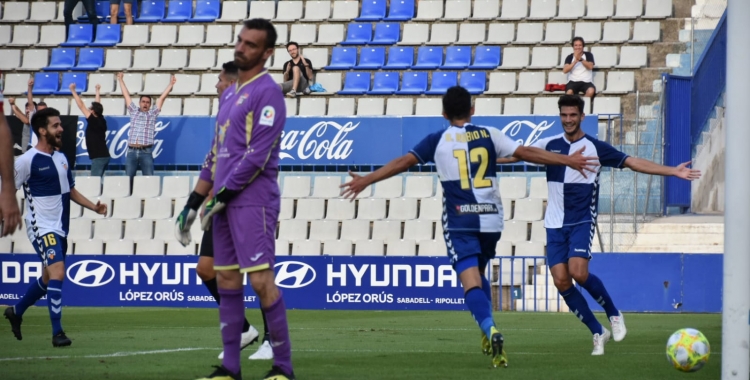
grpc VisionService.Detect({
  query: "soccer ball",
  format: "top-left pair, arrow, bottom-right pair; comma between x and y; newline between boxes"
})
666,328 -> 710,372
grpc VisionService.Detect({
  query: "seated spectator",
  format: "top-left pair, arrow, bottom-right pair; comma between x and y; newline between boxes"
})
563,37 -> 596,98
279,42 -> 313,98
64,0 -> 99,40
109,0 -> 134,25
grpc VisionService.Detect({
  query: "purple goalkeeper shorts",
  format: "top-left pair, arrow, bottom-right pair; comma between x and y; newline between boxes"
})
212,205 -> 278,273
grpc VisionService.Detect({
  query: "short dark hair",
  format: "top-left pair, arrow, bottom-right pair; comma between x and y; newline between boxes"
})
37,101 -> 47,107
572,36 -> 585,46
558,94 -> 585,114
286,41 -> 299,50
442,86 -> 472,121
243,18 -> 278,50
91,101 -> 104,117
27,101 -> 38,109
222,61 -> 239,77
31,107 -> 60,137
139,95 -> 152,103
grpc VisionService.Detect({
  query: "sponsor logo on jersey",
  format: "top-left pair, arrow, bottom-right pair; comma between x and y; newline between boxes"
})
455,203 -> 499,215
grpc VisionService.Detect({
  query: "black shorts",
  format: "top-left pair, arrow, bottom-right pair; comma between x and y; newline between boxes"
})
199,227 -> 214,257
566,81 -> 596,94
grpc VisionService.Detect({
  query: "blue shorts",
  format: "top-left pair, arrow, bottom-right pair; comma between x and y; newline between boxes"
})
546,222 -> 594,268
32,232 -> 68,267
443,230 -> 501,273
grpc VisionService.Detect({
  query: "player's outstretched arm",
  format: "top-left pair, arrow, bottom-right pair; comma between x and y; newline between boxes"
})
513,145 -> 599,178
623,157 -> 701,180
341,153 -> 419,200
0,113 -> 22,237
497,157 -> 521,164
70,188 -> 107,216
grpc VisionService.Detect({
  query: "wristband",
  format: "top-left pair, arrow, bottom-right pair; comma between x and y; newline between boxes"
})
186,191 -> 207,211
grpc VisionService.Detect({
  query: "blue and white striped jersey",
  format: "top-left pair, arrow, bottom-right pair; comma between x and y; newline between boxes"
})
410,124 -> 520,233
14,148 -> 75,239
532,133 -> 628,228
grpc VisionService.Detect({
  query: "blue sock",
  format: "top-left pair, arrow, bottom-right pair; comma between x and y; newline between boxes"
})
47,280 -> 63,335
465,288 -> 495,339
14,277 -> 47,317
560,286 -> 602,335
580,274 -> 619,318
480,275 -> 492,302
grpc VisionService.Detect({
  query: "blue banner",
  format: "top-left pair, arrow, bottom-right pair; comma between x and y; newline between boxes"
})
74,116 -> 599,165
0,255 -> 466,311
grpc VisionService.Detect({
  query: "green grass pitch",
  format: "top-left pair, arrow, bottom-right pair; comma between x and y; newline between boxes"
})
0,307 -> 720,380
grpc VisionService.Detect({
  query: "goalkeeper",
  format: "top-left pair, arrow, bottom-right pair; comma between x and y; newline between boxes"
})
174,61 -> 273,361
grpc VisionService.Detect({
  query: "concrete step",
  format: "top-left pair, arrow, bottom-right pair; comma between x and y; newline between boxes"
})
637,223 -> 723,234
632,232 -> 723,246
523,284 -> 560,300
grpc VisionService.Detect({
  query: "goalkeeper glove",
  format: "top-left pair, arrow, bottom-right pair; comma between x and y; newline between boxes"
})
174,191 -> 206,246
200,187 -> 239,231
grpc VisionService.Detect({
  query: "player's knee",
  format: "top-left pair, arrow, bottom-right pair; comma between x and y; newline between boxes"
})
47,265 -> 65,281
196,264 -> 214,281
552,275 -> 573,291
569,267 -> 589,284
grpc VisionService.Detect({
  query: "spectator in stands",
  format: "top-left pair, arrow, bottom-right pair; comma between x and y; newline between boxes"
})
279,42 -> 313,98
109,0 -> 134,25
63,0 -> 99,41
70,83 -> 110,177
116,72 -> 176,179
8,78 -> 48,153
563,37 -> 596,98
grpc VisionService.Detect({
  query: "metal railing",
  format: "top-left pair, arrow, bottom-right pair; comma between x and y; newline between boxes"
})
490,256 -> 567,312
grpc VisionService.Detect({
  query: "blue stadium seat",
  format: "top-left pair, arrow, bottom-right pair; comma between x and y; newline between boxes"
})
72,48 -> 105,71
60,24 -> 93,47
190,0 -> 219,22
56,73 -> 88,95
354,48 -> 386,70
32,73 -> 59,96
136,1 -> 166,22
383,47 -> 414,69
324,47 -> 357,70
368,72 -> 399,95
425,72 -> 458,95
90,24 -> 121,46
78,1 -> 109,21
162,0 -> 192,22
412,47 -> 443,70
441,46 -> 472,69
108,0 -> 138,22
44,49 -> 77,71
370,23 -> 400,45
355,0 -> 387,21
460,72 -> 487,95
469,46 -> 502,70
396,72 -> 428,95
340,23 -> 372,45
384,0 -> 415,21
338,72 -> 371,95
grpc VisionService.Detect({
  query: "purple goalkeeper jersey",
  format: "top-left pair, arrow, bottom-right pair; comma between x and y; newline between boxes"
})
210,71 -> 286,209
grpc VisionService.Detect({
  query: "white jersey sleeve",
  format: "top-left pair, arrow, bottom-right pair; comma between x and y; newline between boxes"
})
14,153 -> 32,190
488,127 -> 521,158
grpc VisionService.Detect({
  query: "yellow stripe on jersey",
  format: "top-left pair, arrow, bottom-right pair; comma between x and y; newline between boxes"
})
245,111 -> 254,146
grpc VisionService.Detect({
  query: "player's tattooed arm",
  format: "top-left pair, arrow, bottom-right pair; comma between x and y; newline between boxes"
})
513,145 -> 599,178
70,188 -> 107,216
341,153 -> 419,200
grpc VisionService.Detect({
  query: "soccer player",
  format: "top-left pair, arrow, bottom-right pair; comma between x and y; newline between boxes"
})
197,19 -> 294,380
4,108 -> 107,346
175,61 -> 273,361
497,94 -> 701,355
0,103 -> 22,237
340,86 -> 600,368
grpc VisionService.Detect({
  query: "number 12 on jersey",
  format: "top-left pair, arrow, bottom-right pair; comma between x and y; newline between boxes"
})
453,147 -> 492,190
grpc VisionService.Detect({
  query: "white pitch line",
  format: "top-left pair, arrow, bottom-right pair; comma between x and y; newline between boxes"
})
0,347 -> 214,362
0,347 -> 721,362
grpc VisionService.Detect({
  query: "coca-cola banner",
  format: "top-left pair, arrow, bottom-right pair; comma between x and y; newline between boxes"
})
74,116 -> 599,166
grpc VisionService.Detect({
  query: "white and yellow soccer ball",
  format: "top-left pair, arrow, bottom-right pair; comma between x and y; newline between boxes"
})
666,328 -> 710,372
